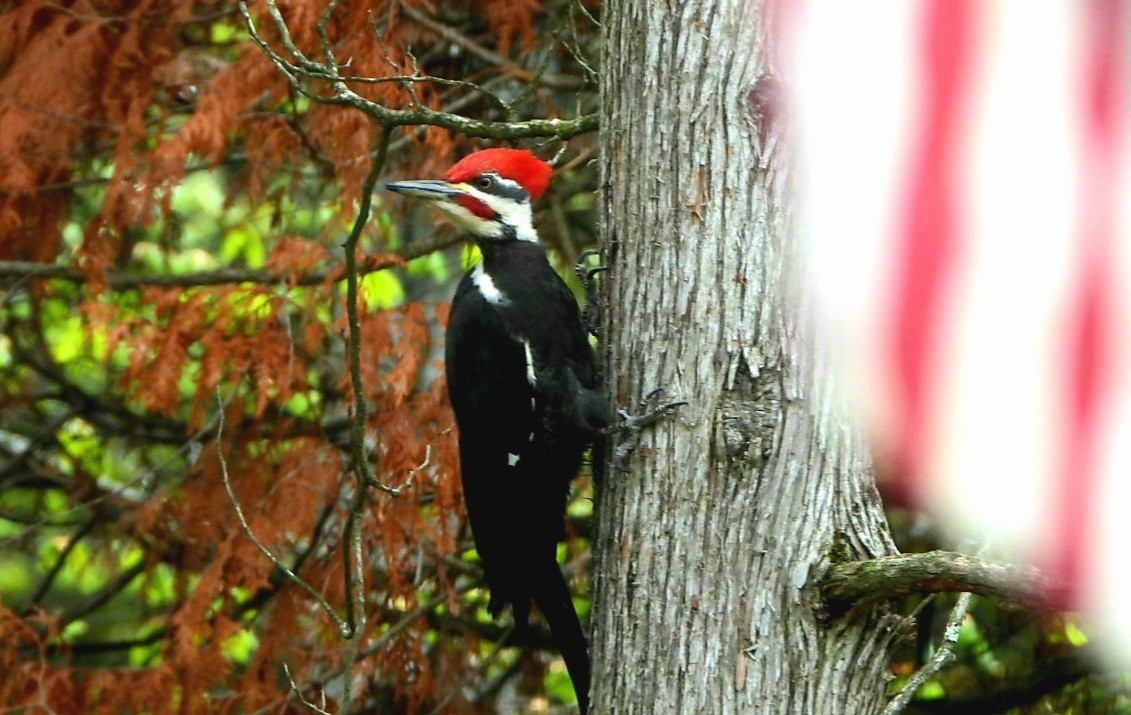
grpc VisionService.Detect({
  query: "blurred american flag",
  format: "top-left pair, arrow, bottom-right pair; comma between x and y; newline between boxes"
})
789,0 -> 1131,659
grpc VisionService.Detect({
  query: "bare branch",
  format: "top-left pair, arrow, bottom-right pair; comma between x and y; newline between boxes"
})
57,561 -> 146,628
903,644 -> 1097,714
20,520 -> 95,616
572,0 -> 601,28
0,257 -> 392,290
399,4 -> 585,91
0,233 -> 474,291
883,592 -> 972,715
820,551 -> 1051,616
346,72 -> 510,112
314,0 -> 341,72
559,3 -> 600,87
0,154 -> 248,196
357,577 -> 476,661
336,127 -> 394,714
238,0 -> 597,140
342,129 -> 405,496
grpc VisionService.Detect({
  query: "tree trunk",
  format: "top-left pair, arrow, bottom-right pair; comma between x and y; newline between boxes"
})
591,1 -> 902,712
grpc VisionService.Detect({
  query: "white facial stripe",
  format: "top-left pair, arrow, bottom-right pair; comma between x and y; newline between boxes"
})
472,263 -> 508,304
459,184 -> 537,242
423,177 -> 536,242
431,201 -> 504,239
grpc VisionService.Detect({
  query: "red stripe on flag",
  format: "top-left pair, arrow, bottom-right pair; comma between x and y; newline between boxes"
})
1050,0 -> 1127,607
887,0 -> 979,487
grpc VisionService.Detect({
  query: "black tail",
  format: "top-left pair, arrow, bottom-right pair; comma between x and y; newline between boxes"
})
530,557 -> 591,714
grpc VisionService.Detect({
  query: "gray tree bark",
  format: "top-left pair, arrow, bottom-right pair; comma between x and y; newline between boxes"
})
590,1 -> 903,713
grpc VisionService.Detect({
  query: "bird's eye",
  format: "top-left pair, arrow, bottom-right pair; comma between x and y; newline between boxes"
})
474,175 -> 493,190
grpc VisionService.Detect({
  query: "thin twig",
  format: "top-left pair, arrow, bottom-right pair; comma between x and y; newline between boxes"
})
384,76 -> 511,155
0,154 -> 247,196
559,144 -> 599,173
883,592 -> 973,715
0,403 -> 213,545
20,519 -> 95,617
238,0 -> 597,140
399,3 -> 584,91
503,45 -> 555,120
215,391 -> 349,635
573,0 -> 600,28
0,257 -> 399,290
356,575 -> 476,661
376,443 -> 430,496
282,662 -> 333,715
314,0 -> 341,72
57,562 -> 146,628
342,72 -> 510,112
559,4 -> 599,87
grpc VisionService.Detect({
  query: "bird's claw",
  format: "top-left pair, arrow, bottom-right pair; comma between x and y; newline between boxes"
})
603,387 -> 687,470
576,248 -> 600,271
576,249 -> 607,287
609,388 -> 687,433
640,386 -> 667,406
576,249 -> 605,339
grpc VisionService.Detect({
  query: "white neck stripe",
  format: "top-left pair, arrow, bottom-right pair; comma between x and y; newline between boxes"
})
471,263 -> 508,304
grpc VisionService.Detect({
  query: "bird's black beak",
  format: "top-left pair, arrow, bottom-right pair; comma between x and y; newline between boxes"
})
386,179 -> 464,200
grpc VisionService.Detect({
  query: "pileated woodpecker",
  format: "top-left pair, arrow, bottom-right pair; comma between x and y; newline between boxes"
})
388,149 -> 602,713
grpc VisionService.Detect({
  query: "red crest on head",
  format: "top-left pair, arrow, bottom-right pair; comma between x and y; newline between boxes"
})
443,149 -> 553,200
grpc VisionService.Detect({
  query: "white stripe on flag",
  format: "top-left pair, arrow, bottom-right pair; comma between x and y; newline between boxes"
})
789,0 -> 1131,668
931,0 -> 1078,573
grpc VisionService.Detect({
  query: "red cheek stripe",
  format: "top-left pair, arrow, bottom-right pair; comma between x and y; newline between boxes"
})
458,195 -> 495,219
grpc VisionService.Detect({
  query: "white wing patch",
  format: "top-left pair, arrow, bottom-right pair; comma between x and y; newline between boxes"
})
522,340 -> 537,387
524,342 -> 537,443
471,263 -> 508,305
508,452 -> 520,466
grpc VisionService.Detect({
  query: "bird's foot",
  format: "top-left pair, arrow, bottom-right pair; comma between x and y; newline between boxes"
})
575,249 -> 606,339
604,387 -> 687,434
602,388 -> 687,470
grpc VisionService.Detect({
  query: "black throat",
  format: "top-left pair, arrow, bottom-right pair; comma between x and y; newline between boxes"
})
479,240 -> 549,288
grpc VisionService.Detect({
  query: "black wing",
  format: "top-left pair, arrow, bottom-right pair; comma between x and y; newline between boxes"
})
444,248 -> 597,713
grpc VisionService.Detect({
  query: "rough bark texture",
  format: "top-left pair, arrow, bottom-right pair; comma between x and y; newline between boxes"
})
590,1 -> 903,712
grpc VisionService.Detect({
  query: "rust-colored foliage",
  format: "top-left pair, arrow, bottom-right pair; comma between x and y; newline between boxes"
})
0,0 -> 600,712
0,0 -> 459,274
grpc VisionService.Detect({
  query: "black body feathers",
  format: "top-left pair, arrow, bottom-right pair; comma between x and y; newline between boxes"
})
445,240 -> 603,714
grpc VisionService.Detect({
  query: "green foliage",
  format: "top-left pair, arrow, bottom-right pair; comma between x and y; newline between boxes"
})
358,270 -> 404,309
545,659 -> 580,706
